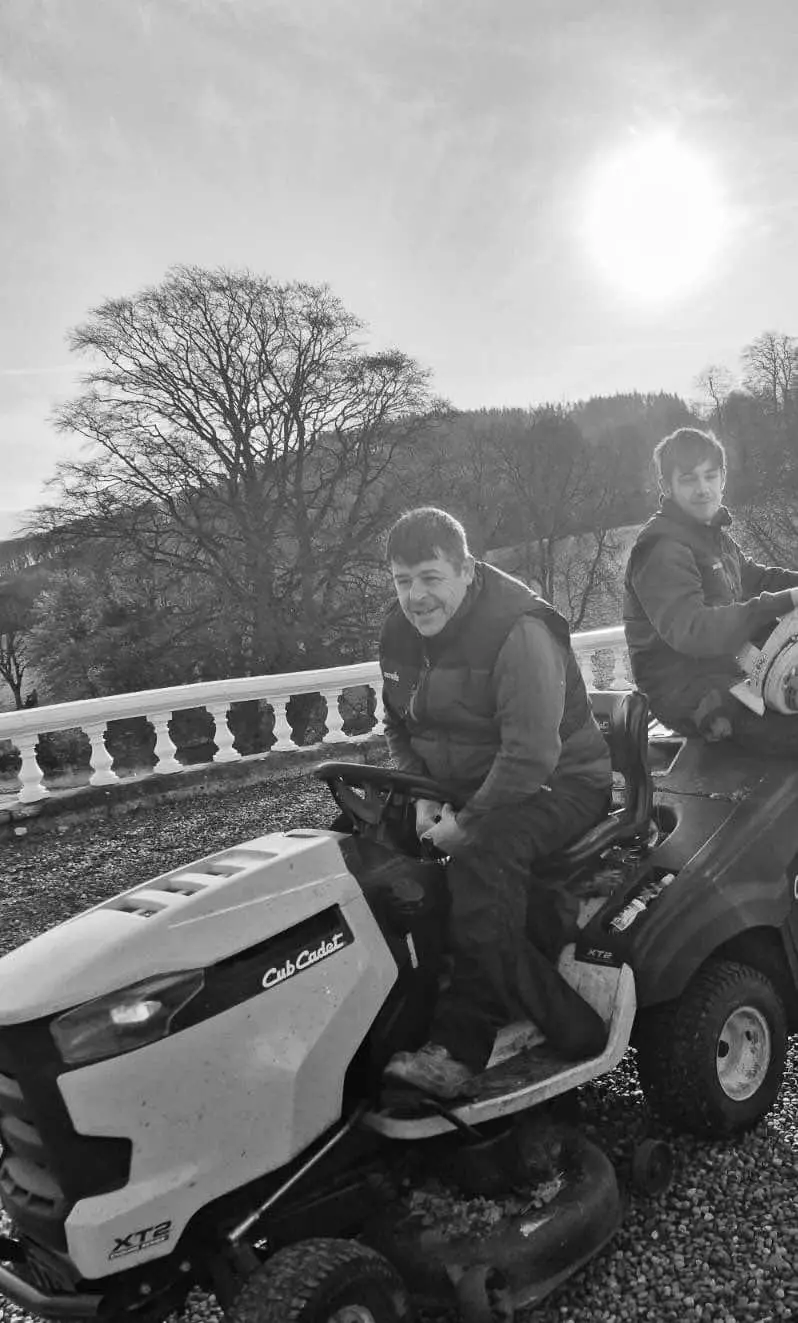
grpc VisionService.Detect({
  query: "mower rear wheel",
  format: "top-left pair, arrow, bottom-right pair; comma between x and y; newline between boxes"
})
225,1238 -> 413,1323
636,959 -> 787,1137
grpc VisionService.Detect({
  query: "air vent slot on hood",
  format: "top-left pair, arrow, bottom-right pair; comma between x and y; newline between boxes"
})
200,851 -> 278,874
158,873 -> 213,896
108,890 -> 172,917
103,846 -> 282,917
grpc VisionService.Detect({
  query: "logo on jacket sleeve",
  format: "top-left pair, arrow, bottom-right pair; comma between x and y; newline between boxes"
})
383,670 -> 399,682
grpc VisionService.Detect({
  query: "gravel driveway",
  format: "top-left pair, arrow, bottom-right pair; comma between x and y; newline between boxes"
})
1,767 -> 798,1323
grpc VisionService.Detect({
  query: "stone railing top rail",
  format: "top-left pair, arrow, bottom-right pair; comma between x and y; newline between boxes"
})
0,660 -> 383,739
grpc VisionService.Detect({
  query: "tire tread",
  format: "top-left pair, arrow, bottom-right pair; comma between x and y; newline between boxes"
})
636,958 -> 786,1137
226,1237 -> 411,1323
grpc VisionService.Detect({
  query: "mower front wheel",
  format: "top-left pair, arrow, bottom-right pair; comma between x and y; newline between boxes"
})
636,959 -> 787,1138
454,1264 -> 515,1322
225,1238 -> 413,1323
630,1139 -> 674,1197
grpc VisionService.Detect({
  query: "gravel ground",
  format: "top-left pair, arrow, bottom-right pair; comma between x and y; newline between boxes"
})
1,770 -> 798,1323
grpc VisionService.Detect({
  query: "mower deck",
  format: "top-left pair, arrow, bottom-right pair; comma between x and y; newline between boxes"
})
364,1129 -> 623,1314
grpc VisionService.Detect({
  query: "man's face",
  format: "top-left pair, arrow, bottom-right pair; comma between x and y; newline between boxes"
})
391,552 -> 475,637
663,457 -> 725,524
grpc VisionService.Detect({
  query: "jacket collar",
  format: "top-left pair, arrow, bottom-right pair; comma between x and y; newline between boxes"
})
658,497 -> 732,533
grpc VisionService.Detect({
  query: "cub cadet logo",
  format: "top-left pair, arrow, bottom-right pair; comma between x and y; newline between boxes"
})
262,932 -> 346,990
109,1221 -> 172,1260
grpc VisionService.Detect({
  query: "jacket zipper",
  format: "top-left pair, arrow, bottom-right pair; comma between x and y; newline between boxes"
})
411,650 -> 432,723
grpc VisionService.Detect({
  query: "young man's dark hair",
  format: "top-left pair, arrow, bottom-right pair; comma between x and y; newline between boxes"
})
624,431 -> 798,751
652,428 -> 727,487
386,507 -> 468,570
379,506 -> 610,1099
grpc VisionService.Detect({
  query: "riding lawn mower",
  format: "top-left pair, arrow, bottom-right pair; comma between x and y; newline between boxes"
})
3,645 -> 798,1322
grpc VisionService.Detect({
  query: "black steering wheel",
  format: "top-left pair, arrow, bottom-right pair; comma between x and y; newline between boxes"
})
313,761 -> 464,830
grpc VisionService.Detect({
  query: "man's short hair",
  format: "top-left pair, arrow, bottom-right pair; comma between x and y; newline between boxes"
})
653,428 -> 727,485
386,507 -> 469,568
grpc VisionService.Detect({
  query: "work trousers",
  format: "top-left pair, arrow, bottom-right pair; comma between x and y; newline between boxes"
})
658,683 -> 798,758
429,780 -> 611,1073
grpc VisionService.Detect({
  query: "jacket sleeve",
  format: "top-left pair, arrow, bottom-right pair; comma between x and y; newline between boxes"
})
631,539 -> 796,658
456,617 -> 564,831
737,544 -> 798,596
382,685 -> 428,777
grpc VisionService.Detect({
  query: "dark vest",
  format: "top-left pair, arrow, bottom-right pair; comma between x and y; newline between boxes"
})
380,562 -> 590,755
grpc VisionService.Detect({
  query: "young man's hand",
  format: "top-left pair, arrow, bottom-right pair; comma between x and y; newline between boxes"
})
414,797 -> 443,838
421,803 -> 467,854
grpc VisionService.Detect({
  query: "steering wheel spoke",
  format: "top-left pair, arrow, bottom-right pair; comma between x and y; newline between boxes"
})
331,779 -> 386,825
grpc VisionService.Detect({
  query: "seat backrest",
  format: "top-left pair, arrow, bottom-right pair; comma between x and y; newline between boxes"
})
590,689 -> 653,824
547,690 -> 654,873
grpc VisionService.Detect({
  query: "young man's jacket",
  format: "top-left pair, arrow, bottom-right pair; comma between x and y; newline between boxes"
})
380,561 -> 611,836
623,499 -> 798,731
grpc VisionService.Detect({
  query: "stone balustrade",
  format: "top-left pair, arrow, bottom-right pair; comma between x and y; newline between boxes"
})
0,626 -> 630,806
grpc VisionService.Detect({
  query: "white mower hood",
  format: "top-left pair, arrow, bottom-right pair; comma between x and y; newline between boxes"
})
0,830 -> 362,1022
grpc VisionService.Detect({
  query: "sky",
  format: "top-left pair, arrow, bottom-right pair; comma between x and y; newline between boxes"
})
2,0 -> 798,538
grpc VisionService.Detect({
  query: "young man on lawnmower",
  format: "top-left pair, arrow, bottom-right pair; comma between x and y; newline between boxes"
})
624,427 -> 798,751
379,507 -> 610,1099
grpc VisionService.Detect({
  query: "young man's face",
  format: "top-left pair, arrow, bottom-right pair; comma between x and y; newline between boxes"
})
391,552 -> 475,637
663,457 -> 725,524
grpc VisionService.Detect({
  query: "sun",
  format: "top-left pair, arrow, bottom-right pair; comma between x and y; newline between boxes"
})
582,132 -> 728,302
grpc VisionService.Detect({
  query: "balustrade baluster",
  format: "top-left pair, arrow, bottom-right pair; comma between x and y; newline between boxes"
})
150,713 -> 182,774
611,647 -> 630,690
209,703 -> 240,762
372,687 -> 385,736
15,733 -> 49,803
86,721 -> 119,786
575,653 -> 594,689
270,699 -> 295,751
322,688 -> 347,743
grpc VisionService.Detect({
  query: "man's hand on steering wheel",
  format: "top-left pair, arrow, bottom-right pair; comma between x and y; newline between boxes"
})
420,802 -> 468,855
313,764 -> 465,851
415,797 -> 443,839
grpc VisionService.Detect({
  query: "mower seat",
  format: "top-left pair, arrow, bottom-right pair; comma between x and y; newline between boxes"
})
550,690 -> 654,871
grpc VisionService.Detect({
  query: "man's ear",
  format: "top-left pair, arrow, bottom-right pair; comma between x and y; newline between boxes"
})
463,554 -> 476,582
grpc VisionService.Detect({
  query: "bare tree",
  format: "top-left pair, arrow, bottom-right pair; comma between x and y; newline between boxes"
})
736,502 -> 798,569
38,266 -> 442,672
741,331 -> 798,419
418,410 -> 516,553
0,581 -> 36,709
693,364 -> 734,426
558,526 -> 625,631
491,408 -> 623,627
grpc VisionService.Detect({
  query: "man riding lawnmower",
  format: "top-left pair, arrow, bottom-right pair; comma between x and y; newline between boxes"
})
378,506 -> 610,1097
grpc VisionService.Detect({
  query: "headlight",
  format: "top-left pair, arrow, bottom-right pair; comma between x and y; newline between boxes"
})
51,970 -> 205,1066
